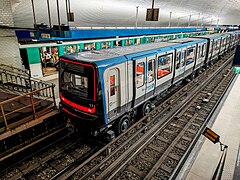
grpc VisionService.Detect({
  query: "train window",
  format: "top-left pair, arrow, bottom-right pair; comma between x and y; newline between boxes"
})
214,40 -> 219,51
110,75 -> 115,96
182,50 -> 186,65
60,61 -> 94,101
223,38 -> 226,46
157,54 -> 172,78
136,62 -> 145,88
147,59 -> 155,83
75,75 -> 88,89
176,52 -> 181,69
209,41 -> 213,54
186,47 -> 195,65
201,44 -> 206,57
197,45 -> 201,59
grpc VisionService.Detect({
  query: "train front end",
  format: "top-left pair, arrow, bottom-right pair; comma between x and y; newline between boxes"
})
59,57 -> 104,131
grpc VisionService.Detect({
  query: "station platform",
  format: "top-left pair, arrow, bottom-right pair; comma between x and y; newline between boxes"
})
177,74 -> 240,180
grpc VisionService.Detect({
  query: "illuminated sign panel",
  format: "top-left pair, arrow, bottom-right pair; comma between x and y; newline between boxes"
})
203,127 -> 220,144
234,66 -> 240,74
146,8 -> 159,21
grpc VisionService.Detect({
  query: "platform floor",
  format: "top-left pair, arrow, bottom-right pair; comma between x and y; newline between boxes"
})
0,91 -> 53,128
177,74 -> 240,180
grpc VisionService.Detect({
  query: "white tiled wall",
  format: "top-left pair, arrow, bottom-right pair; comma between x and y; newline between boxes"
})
0,0 -> 22,69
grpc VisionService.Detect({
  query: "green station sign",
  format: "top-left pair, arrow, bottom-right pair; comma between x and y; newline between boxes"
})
234,66 -> 240,74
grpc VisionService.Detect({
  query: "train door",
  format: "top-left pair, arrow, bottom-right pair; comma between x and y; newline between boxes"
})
208,40 -> 214,63
146,56 -> 156,99
184,45 -> 196,77
135,58 -> 146,106
174,48 -> 184,83
181,48 -> 187,78
107,68 -> 120,117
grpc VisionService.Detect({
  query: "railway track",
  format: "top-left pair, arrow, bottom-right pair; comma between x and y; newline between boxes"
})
0,131 -> 103,180
54,51 -> 235,180
0,50 -> 235,180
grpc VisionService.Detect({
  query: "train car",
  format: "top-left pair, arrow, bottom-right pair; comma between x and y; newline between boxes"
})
229,31 -> 240,47
194,34 -> 231,67
219,33 -> 231,55
167,38 -> 208,82
59,34 -> 220,136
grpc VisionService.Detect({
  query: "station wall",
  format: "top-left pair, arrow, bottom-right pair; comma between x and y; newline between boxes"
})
0,0 -> 22,69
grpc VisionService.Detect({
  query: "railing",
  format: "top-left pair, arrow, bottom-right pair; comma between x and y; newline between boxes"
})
0,85 -> 56,131
0,67 -> 53,97
0,64 -> 30,77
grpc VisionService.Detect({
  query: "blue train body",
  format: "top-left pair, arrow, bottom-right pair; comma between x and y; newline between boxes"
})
59,32 -> 240,135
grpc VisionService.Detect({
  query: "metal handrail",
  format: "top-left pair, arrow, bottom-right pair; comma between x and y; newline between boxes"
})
0,85 -> 56,131
0,64 -> 30,77
0,70 -> 53,96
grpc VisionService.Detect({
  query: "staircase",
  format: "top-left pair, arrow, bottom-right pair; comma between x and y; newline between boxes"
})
0,64 -> 57,133
0,64 -> 53,97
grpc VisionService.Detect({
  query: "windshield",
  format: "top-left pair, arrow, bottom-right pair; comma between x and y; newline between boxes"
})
60,59 -> 95,106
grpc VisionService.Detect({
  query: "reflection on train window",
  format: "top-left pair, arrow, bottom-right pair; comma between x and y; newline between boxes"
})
75,75 -> 88,89
62,72 -> 89,99
110,75 -> 115,96
148,59 -> 155,83
157,54 -> 172,78
136,62 -> 145,88
176,52 -> 181,69
186,47 -> 195,65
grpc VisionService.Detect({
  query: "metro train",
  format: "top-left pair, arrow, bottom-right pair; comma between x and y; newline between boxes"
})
59,31 -> 240,135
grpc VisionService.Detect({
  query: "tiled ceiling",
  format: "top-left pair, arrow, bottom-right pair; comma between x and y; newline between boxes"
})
10,0 -> 240,28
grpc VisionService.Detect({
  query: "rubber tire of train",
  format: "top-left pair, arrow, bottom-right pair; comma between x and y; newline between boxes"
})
141,101 -> 152,117
116,115 -> 130,135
